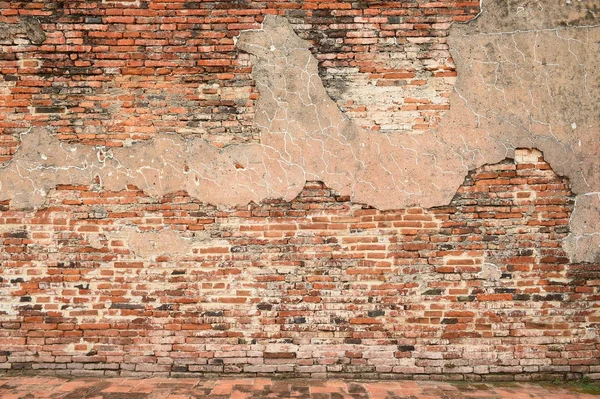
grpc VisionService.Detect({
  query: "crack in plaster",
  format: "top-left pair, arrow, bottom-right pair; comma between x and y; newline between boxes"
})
442,0 -> 599,261
0,0 -> 598,261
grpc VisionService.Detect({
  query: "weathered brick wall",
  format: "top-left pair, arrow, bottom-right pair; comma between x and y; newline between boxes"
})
1,0 -> 599,381
0,0 -> 478,160
0,150 -> 598,379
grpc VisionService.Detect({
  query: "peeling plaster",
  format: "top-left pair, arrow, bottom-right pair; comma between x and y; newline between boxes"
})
109,227 -> 216,259
465,0 -> 599,32
0,1 -> 598,261
564,193 -> 600,263
481,263 -> 502,281
0,16 -> 463,211
441,0 -> 600,262
114,227 -> 193,259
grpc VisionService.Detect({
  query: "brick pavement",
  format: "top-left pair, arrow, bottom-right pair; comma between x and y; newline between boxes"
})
0,377 -> 598,399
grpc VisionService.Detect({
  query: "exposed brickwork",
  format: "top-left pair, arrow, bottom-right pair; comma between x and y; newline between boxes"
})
1,0 -> 599,382
0,0 -> 479,162
1,150 -> 598,380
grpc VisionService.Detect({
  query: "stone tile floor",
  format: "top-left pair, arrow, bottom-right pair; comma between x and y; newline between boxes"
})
0,376 -> 598,399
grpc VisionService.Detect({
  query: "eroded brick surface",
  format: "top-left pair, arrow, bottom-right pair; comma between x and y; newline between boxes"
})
0,0 -> 599,381
1,0 -> 599,259
0,0 -> 478,156
0,151 -> 598,379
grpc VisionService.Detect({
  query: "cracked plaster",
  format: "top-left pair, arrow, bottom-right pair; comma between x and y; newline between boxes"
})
565,193 -> 600,263
107,226 -> 218,259
0,0 -> 598,261
441,0 -> 600,262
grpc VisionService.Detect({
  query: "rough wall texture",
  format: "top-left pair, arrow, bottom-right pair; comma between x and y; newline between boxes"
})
0,0 -> 478,152
1,151 -> 598,380
0,0 -> 599,380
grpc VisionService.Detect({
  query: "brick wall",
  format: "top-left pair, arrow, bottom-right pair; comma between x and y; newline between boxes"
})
0,0 -> 478,161
1,150 -> 598,380
1,0 -> 599,381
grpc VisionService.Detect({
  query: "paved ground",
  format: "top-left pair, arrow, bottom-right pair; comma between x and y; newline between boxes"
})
0,376 -> 598,399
